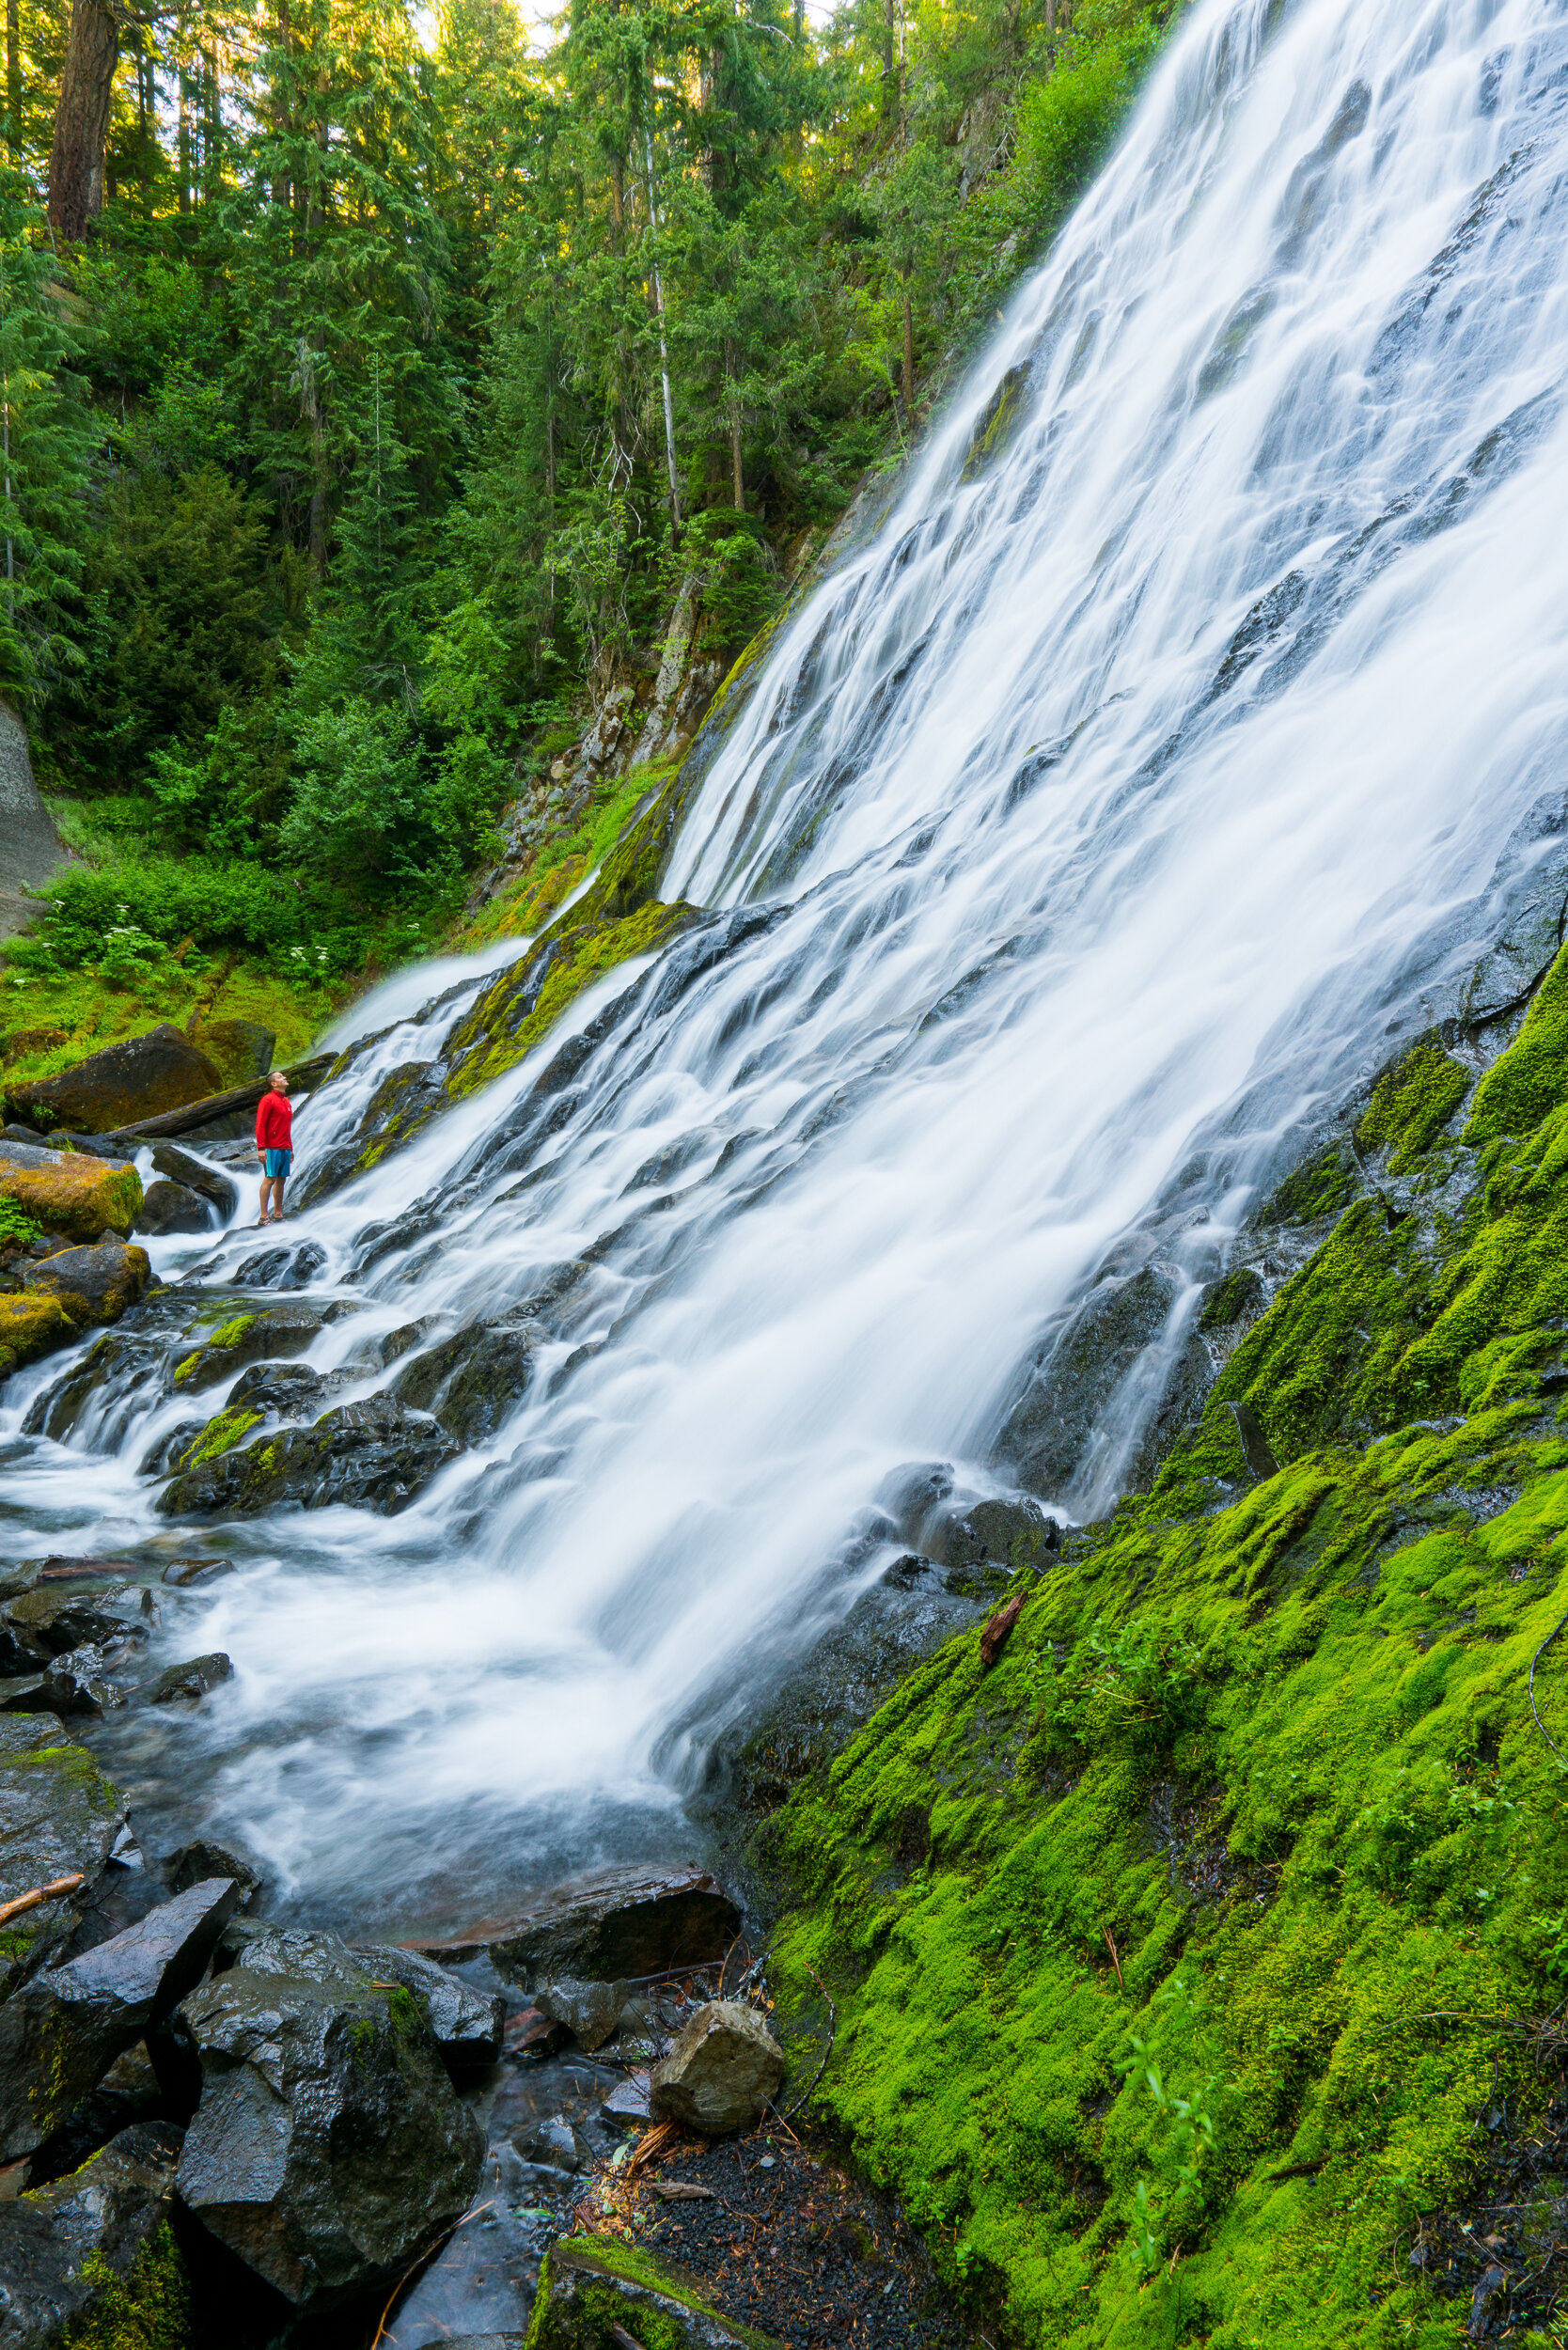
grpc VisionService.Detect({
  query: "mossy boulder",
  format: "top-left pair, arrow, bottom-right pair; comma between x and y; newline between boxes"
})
526,2238 -> 786,2350
156,1394 -> 460,1518
6,1023 -> 222,1136
169,1301 -> 330,1394
22,1237 -> 151,1331
0,1291 -> 77,1380
190,1016 -> 275,1088
0,1138 -> 143,1243
0,2123 -> 191,2350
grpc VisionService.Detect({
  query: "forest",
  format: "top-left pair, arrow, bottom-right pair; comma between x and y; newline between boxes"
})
4,0 -> 1168,1022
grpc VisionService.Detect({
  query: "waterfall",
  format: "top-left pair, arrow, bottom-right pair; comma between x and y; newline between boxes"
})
8,0 -> 1568,1930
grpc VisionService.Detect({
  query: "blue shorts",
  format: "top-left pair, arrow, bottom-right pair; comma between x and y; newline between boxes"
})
263,1150 -> 292,1179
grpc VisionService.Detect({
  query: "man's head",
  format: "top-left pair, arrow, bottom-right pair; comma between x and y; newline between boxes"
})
269,1070 -> 289,1092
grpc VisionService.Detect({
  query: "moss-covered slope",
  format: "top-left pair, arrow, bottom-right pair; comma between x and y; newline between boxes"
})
767,954 -> 1568,2350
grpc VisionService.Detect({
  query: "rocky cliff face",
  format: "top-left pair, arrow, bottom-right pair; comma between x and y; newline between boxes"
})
0,703 -> 68,942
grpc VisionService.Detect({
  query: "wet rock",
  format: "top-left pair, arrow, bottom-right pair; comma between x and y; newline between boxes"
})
20,2038 -> 167,2192
443,2338 -> 527,2350
0,1293 -> 75,1381
170,1300 -> 332,1394
156,1393 -> 461,1519
0,1585 -> 145,1675
0,1651 -> 128,1719
603,2072 -> 653,2124
347,1944 -> 505,2074
0,1136 -> 143,1244
6,1024 -> 222,1136
149,1142 -> 238,1219
24,1291 -> 196,1441
391,1320 -> 543,1444
879,1468 -> 1057,1583
411,1864 -> 741,1984
0,2120 -> 186,2350
190,1017 -> 275,1088
992,1261 -> 1185,1497
139,1652 -> 233,1707
161,1554 -> 234,1589
232,1237 -> 328,1290
649,2000 -> 784,2136
161,1840 -> 261,1906
0,1716 -> 126,1996
0,1876 -> 241,2159
226,1358 -> 327,1421
132,1178 -> 212,1236
176,1932 -> 485,2311
514,2113 -> 591,2172
20,1235 -> 151,1328
536,1976 -> 632,2052
1230,1400 -> 1280,1480
529,2232 -> 787,2350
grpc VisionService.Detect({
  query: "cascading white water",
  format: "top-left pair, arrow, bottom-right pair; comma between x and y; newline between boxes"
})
8,0 -> 1568,1927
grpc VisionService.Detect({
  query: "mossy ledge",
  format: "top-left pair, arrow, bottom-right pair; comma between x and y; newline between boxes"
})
762,950 -> 1568,2350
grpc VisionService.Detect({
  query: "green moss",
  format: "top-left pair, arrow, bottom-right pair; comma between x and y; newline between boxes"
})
1356,1040 -> 1470,1175
1466,942 -> 1568,1145
0,959 -> 321,1091
1258,1144 -> 1357,1228
177,1406 -> 260,1469
527,2239 -> 785,2350
761,942 -> 1568,2350
60,2223 -> 193,2350
1198,1266 -> 1263,1331
173,1311 -> 257,1382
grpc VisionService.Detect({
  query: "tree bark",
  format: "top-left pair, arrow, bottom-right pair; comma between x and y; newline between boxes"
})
46,0 -> 120,243
727,339 -> 743,509
902,279 -> 914,412
6,0 -> 20,157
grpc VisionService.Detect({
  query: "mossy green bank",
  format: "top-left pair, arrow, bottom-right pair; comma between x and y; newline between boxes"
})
765,958 -> 1568,2350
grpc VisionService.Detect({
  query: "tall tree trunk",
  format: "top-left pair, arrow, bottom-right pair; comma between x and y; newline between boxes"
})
902,277 -> 914,411
177,16 -> 192,215
46,0 -> 120,243
881,0 -> 897,124
7,0 -> 20,157
641,118 -> 681,549
727,338 -> 743,510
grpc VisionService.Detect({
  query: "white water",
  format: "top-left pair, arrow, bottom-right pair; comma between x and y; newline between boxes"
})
8,0 -> 1568,1925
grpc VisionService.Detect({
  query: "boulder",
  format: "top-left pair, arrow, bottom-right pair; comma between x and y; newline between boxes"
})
7,1025 -> 223,1136
514,2113 -> 591,2171
536,1976 -> 632,2052
149,1141 -> 238,1219
176,1932 -> 485,2311
21,2038 -> 167,2192
232,1238 -> 327,1290
648,2001 -> 784,2137
992,1261 -> 1185,1497
157,1393 -> 461,1518
161,1839 -> 261,1907
408,1864 -> 741,1985
0,1651 -> 128,1719
170,1300 -> 332,1394
0,1583 -> 145,1674
0,2121 -> 188,2350
346,1943 -> 505,2074
226,1358 -> 327,1421
0,1137 -> 142,1244
24,1289 -> 197,1439
133,1178 -> 212,1235
0,1716 -> 126,1997
0,1292 -> 76,1380
20,1235 -> 151,1328
528,2236 -> 786,2350
0,1876 -> 241,2159
140,1652 -> 233,1707
391,1321 -> 543,1445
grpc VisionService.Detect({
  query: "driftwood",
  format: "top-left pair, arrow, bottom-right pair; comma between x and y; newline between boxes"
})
0,1872 -> 86,1929
980,1591 -> 1026,1668
97,1051 -> 336,1148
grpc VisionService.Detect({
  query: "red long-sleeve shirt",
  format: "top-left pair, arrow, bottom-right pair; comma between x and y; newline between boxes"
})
256,1091 -> 293,1151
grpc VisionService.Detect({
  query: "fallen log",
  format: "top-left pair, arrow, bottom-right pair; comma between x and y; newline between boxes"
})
95,1051 -> 337,1148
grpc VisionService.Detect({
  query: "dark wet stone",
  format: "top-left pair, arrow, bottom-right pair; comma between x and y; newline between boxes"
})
345,1943 -> 505,2075
226,1358 -> 327,1421
160,1555 -> 233,1589
21,2038 -> 168,2192
139,1652 -> 233,1707
232,1239 -> 328,1290
0,2121 -> 185,2350
160,1840 -> 261,1906
176,1931 -> 484,2311
133,1180 -> 212,1236
514,2112 -> 590,2171
170,1301 -> 331,1395
0,1716 -> 126,1998
391,1321 -> 543,1445
0,1651 -> 128,1719
406,1865 -> 741,1987
149,1142 -> 238,1219
877,1469 -> 1057,1584
0,1877 -> 241,2159
155,1393 -> 460,1519
0,1585 -> 146,1676
536,1976 -> 632,2052
992,1261 -> 1185,1497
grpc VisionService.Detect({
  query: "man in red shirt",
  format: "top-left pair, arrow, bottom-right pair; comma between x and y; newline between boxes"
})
255,1071 -> 293,1226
